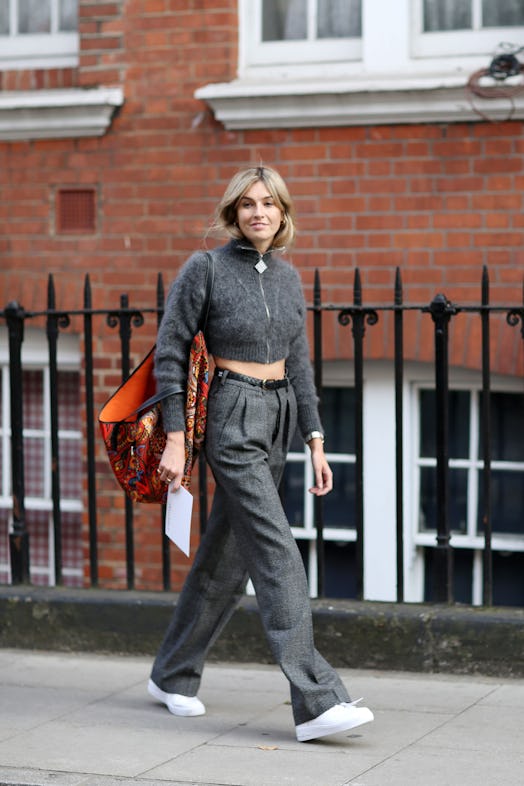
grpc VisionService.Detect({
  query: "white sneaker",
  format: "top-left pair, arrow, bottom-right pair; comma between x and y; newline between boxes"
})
296,700 -> 374,742
147,678 -> 206,717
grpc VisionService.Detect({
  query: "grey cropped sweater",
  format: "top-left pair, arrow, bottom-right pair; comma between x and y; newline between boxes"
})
155,239 -> 323,440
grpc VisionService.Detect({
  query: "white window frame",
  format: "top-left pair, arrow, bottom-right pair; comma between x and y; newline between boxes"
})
242,0 -> 361,70
246,370 -> 357,599
0,0 -> 79,70
288,439 -> 357,599
0,328 -> 83,586
195,0 -> 524,128
254,359 -> 524,605
406,368 -> 524,605
0,2 -> 124,141
411,378 -> 524,552
412,0 -> 524,58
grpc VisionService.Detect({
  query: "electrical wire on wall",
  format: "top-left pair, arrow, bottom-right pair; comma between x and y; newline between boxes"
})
467,43 -> 524,121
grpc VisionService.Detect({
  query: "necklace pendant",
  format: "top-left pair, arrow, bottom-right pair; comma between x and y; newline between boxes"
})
255,259 -> 267,274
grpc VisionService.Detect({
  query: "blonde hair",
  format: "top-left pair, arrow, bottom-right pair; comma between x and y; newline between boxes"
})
211,166 -> 296,249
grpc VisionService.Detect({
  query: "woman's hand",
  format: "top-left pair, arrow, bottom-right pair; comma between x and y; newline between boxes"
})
308,439 -> 333,496
157,431 -> 185,492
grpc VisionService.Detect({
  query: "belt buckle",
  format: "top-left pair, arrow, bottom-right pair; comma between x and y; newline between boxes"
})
261,378 -> 269,389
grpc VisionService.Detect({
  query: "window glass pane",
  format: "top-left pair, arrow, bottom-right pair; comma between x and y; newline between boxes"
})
23,370 -> 44,430
483,0 -> 524,27
262,0 -> 307,41
57,371 -> 80,431
324,541 -> 357,598
27,510 -> 49,572
282,461 -> 304,526
324,462 -> 355,528
60,0 -> 78,31
59,440 -> 82,499
479,392 -> 524,462
423,547 -> 473,603
23,437 -> 45,497
18,0 -> 51,33
322,387 -> 355,453
419,390 -> 470,458
317,0 -> 361,38
296,538 -> 310,578
423,0 -> 471,32
492,552 -> 524,607
477,469 -> 524,535
419,466 -> 468,533
0,0 -> 9,35
62,512 -> 83,587
287,386 -> 355,456
283,386 -> 355,528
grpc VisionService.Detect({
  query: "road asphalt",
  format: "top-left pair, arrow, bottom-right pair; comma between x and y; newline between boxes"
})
0,649 -> 522,786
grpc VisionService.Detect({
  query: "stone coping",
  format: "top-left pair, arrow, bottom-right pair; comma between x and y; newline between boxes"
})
1,586 -> 522,678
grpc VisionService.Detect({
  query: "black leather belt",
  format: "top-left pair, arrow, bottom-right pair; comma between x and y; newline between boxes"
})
215,368 -> 289,390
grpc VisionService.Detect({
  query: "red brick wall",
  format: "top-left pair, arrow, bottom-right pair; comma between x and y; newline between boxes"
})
1,0 -> 523,589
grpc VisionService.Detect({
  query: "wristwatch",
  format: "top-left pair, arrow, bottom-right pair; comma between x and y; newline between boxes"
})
305,430 -> 325,444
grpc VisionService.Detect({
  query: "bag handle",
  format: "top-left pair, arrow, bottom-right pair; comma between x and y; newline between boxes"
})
134,383 -> 185,416
133,251 -> 215,417
199,251 -> 215,334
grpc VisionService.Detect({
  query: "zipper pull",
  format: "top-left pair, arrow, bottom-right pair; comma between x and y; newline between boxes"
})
255,255 -> 267,274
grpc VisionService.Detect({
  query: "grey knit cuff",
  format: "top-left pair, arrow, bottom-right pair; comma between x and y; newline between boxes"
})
160,393 -> 186,434
298,404 -> 324,443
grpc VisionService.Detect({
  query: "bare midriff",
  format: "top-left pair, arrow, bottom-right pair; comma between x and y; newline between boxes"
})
213,356 -> 286,381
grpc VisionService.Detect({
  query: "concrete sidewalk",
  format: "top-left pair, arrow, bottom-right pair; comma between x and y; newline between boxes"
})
0,650 -> 522,786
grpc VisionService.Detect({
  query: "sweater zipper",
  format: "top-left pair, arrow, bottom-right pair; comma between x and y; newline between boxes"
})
257,254 -> 271,364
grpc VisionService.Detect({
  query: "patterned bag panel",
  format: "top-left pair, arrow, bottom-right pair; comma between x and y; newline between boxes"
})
183,331 -> 209,488
99,332 -> 209,504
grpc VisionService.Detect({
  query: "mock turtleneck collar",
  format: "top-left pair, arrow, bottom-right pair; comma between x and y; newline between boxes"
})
229,237 -> 285,258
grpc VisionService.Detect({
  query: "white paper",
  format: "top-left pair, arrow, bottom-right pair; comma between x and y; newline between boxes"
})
164,483 -> 193,557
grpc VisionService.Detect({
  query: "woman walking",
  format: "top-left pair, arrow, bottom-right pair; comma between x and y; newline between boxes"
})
149,166 -> 374,742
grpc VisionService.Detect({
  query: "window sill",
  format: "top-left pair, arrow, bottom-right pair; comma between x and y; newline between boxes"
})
0,87 -> 124,141
195,75 -> 524,129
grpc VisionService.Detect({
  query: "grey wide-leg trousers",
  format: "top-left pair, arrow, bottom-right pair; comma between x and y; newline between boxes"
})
150,372 -> 350,725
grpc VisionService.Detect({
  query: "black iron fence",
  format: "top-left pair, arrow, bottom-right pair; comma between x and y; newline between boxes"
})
1,267 -> 523,604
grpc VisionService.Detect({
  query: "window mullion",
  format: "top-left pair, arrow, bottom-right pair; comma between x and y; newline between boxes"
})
413,385 -> 422,538
303,451 -> 315,529
366,0 -> 410,71
467,390 -> 479,539
51,0 -> 58,34
308,540 -> 318,597
309,0 -> 317,41
253,0 -> 262,46
10,0 -> 17,35
471,549 -> 483,605
472,0 -> 482,30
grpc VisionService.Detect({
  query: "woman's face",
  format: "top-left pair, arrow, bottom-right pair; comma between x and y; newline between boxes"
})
236,180 -> 283,253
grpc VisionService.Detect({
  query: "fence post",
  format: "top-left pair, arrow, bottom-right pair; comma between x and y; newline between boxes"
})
394,268 -> 404,602
156,273 -> 173,591
107,293 -> 144,589
480,267 -> 493,606
5,301 -> 30,584
84,275 -> 99,586
426,293 -> 457,603
338,270 -> 378,600
47,274 -> 71,585
313,269 -> 325,597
